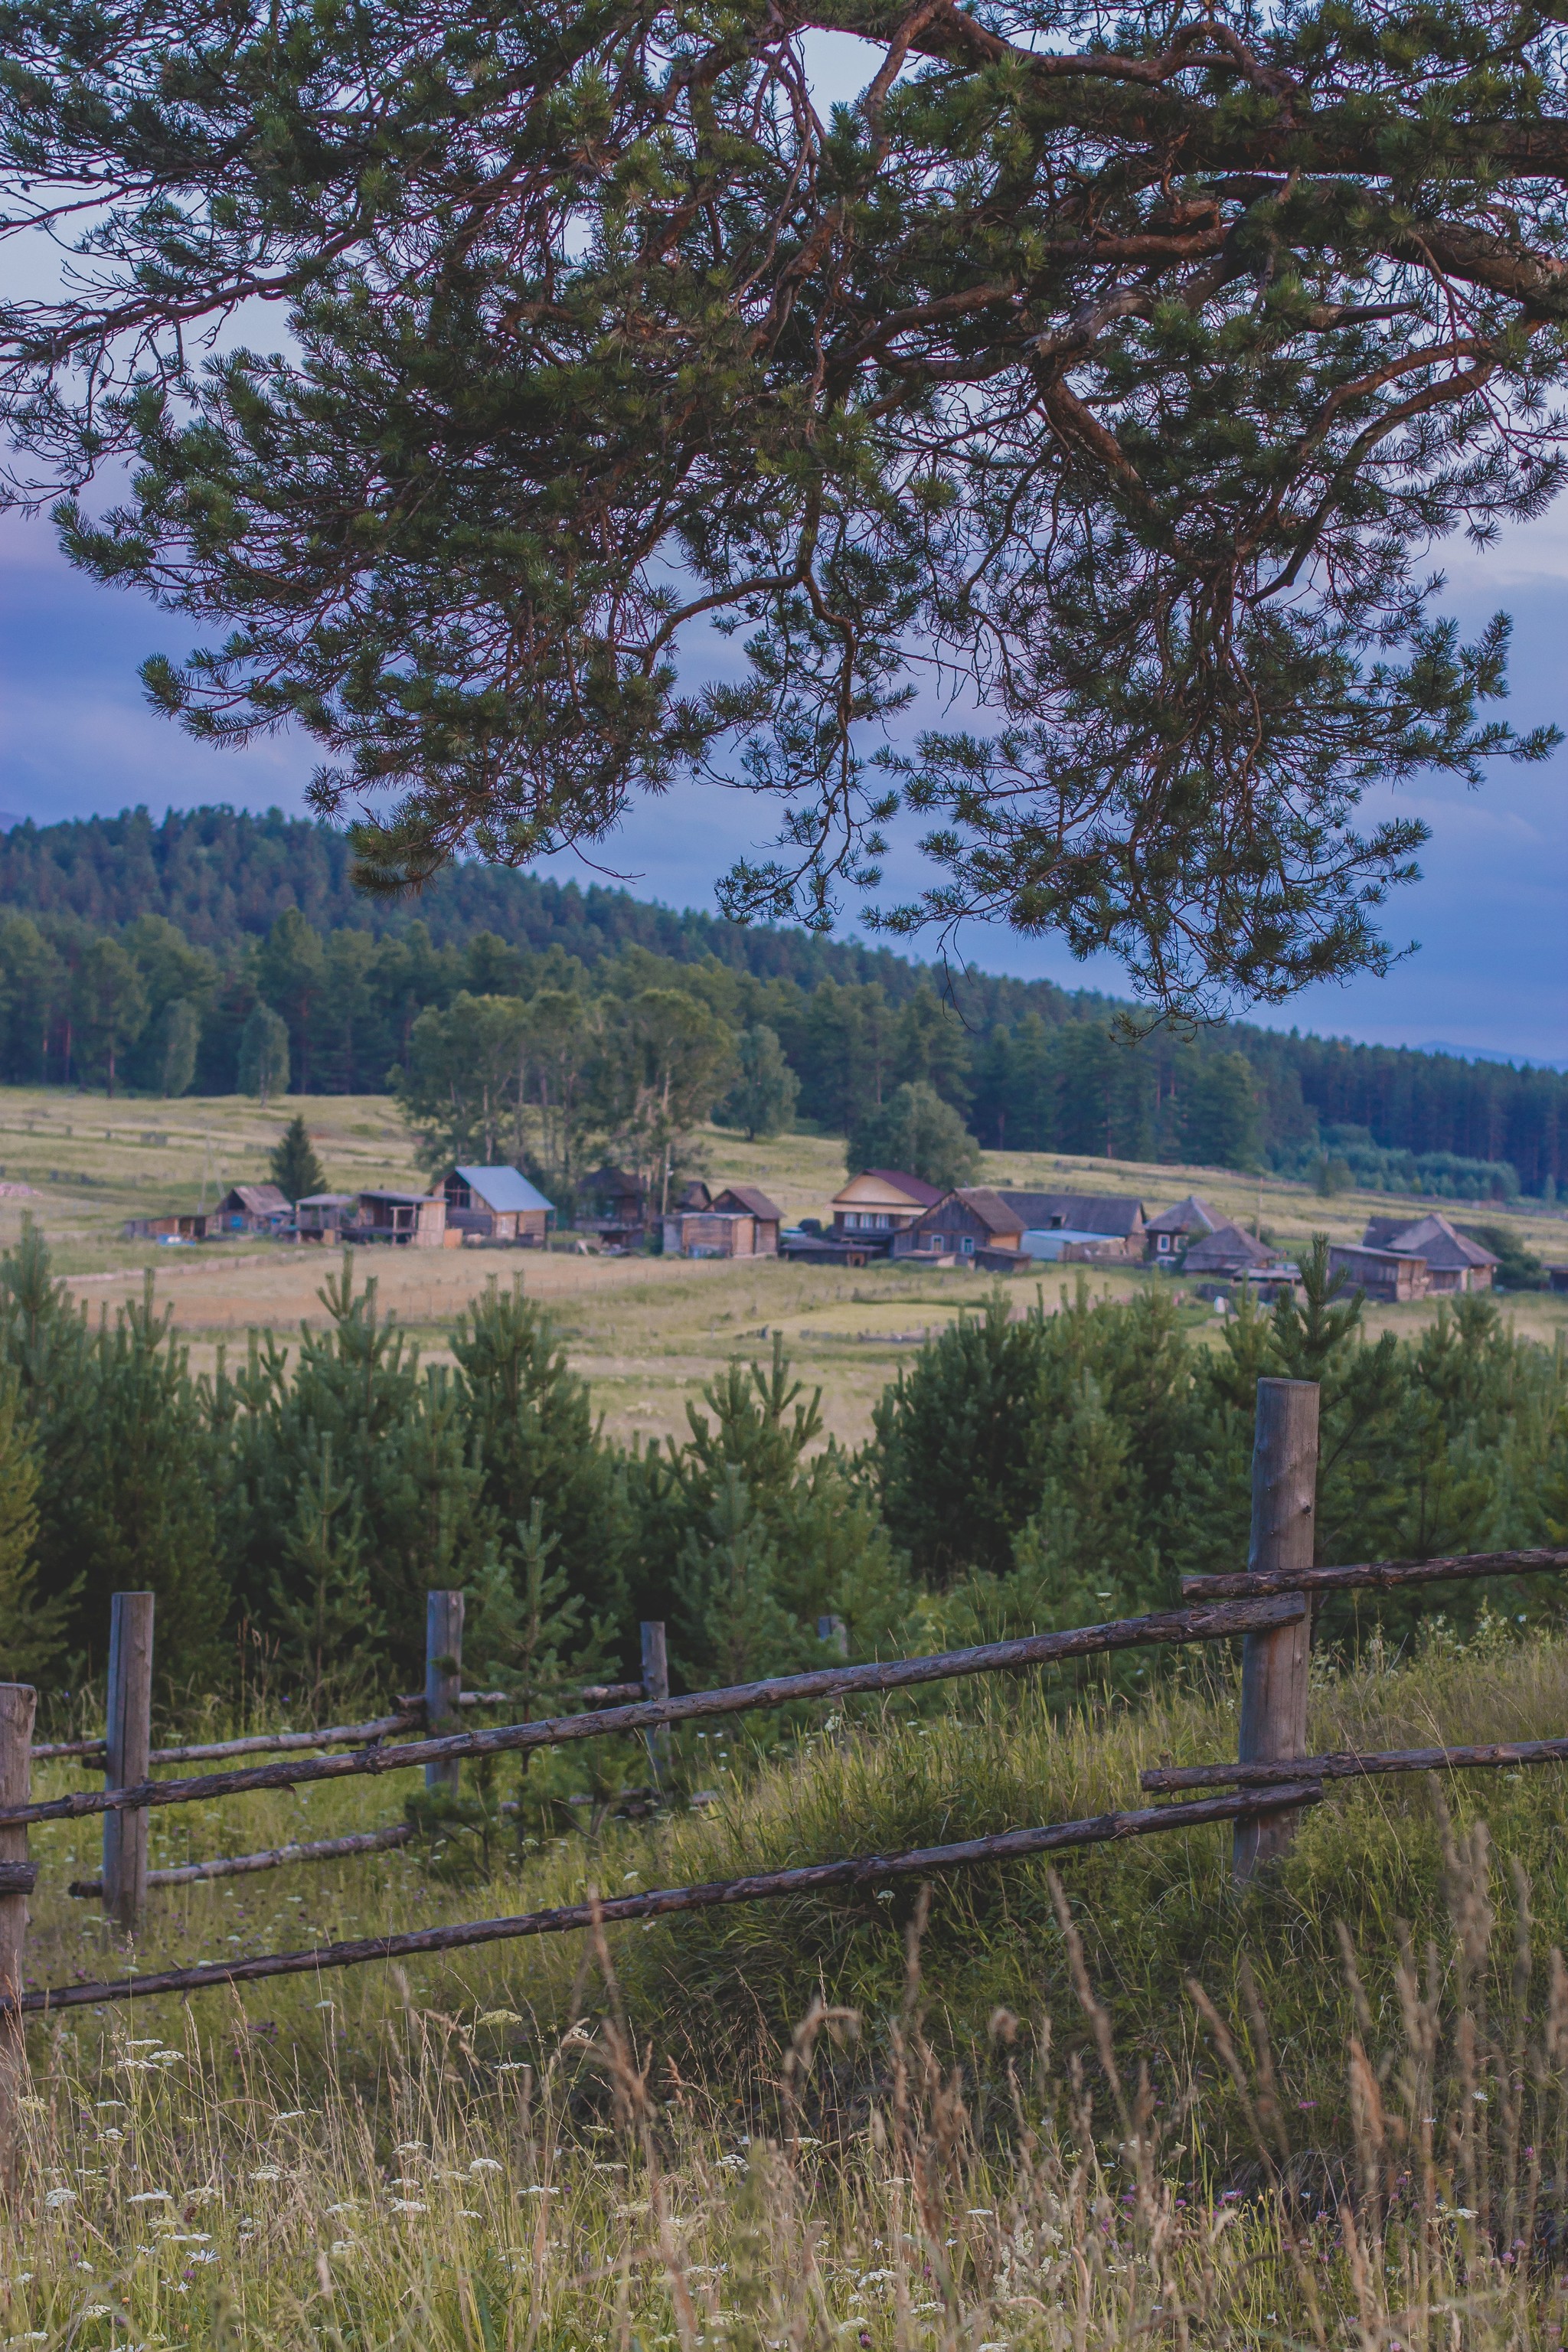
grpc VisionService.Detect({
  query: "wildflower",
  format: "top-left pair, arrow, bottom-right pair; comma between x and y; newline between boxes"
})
469,2158 -> 503,2173
394,2142 -> 426,2155
389,2200 -> 428,2214
44,2187 -> 77,2207
129,2190 -> 172,2205
325,2203 -> 359,2215
477,2009 -> 522,2027
249,2169 -> 283,2184
331,2240 -> 356,2256
273,2110 -> 306,2123
965,2210 -> 994,2219
82,2307 -> 114,2319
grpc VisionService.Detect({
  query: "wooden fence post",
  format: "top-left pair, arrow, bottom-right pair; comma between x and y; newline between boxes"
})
425,1589 -> 465,1794
818,1615 -> 848,1658
0,1683 -> 37,2199
104,1592 -> 155,1933
640,1621 -> 669,1788
1233,1379 -> 1319,1883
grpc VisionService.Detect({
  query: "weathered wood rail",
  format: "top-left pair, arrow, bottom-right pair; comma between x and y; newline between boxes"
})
0,1592 -> 1305,1832
8,1783 -> 1321,2017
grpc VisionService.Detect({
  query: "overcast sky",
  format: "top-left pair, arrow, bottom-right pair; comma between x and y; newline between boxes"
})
2,24 -> 1564,1061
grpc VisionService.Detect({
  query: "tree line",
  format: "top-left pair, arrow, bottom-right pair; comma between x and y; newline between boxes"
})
2,1232 -> 1565,1731
0,808 -> 1562,1197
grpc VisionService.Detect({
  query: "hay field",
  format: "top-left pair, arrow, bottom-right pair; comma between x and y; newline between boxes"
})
1,1084 -> 1564,1448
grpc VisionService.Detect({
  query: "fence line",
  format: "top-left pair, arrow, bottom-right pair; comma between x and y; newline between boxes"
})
1142,1736 -> 1568,1794
5,1782 -> 1321,2017
1183,1545 -> 1568,1604
0,1591 -> 1305,1833
67,1824 -> 413,1898
34,1711 -> 421,1767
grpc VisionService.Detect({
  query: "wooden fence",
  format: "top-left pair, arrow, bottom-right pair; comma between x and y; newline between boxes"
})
2,1373 -> 1566,2160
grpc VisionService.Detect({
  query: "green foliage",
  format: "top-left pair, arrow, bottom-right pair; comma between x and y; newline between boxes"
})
1460,1222 -> 1547,1290
152,996 -> 199,1096
12,0 -> 1565,1012
270,1112 -> 328,1205
237,1004 -> 290,1102
847,1080 -> 979,1190
446,1276 -> 630,1656
636,1337 -> 908,1690
390,991 -> 529,1171
0,1365 -> 62,1683
268,1429 -> 381,1713
718,1024 -> 799,1142
73,934 -> 147,1096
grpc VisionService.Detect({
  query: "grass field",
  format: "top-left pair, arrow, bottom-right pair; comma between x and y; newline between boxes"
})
11,1627 -> 1568,2348
2,1083 -> 1564,1449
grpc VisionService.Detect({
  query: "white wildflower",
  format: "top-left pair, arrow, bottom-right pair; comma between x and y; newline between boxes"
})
127,2190 -> 172,2205
44,2187 -> 77,2207
273,2110 -> 306,2123
476,2009 -> 522,2027
469,2158 -> 503,2173
249,2168 -> 283,2184
389,2200 -> 428,2215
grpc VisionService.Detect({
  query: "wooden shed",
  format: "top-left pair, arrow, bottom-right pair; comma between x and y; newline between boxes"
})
1328,1241 -> 1428,1302
349,1189 -> 448,1247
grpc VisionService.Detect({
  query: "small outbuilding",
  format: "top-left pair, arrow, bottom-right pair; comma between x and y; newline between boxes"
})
292,1192 -> 356,1242
348,1189 -> 448,1247
1361,1212 -> 1498,1294
580,1166 -> 653,1248
442,1165 -> 554,1245
1328,1241 -> 1428,1302
215,1182 -> 291,1233
1181,1221 -> 1282,1280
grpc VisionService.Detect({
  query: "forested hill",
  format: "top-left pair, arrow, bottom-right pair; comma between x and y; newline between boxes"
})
0,806 -> 1563,1201
0,805 -> 994,1005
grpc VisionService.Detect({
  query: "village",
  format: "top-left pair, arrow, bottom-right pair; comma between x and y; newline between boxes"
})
120,1153 -> 1521,1301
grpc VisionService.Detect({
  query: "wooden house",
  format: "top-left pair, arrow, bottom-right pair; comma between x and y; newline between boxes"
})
895,1187 -> 1025,1267
122,1210 -> 211,1243
1361,1213 -> 1498,1294
662,1183 -> 783,1259
348,1188 -> 448,1247
441,1165 -> 554,1245
1143,1194 -> 1220,1263
828,1169 -> 944,1253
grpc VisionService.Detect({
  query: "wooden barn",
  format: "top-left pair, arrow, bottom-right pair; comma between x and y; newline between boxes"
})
441,1165 -> 554,1245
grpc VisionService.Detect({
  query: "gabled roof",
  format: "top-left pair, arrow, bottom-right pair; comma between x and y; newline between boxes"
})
297,1192 -> 355,1207
451,1165 -> 554,1214
925,1186 -> 1025,1237
1380,1211 -> 1498,1271
1145,1194 -> 1220,1238
996,1191 -> 1146,1237
220,1182 -> 290,1216
832,1168 -> 946,1209
712,1182 -> 783,1221
585,1165 -> 647,1195
1181,1220 -> 1278,1273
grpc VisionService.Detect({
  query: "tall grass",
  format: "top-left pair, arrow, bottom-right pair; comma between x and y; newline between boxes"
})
12,1622 -> 1568,2347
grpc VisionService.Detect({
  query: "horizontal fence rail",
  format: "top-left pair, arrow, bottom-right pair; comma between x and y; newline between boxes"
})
1183,1546 -> 1568,1605
4,1784 -> 1322,2017
33,1711 -> 421,1768
67,1824 -> 414,1898
1142,1736 -> 1568,1794
0,1592 -> 1305,1833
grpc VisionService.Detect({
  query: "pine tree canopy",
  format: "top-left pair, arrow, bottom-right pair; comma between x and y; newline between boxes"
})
2,0 -> 1565,1014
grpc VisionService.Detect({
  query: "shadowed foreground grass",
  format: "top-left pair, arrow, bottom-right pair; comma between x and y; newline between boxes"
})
14,1623 -> 1568,2344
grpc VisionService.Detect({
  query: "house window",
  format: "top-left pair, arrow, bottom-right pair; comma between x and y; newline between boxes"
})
961,1236 -> 974,1255
1158,1234 -> 1171,1252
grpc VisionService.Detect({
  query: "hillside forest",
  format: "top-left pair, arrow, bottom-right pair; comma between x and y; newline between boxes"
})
2,1223 -> 1566,1731
0,807 -> 1562,1202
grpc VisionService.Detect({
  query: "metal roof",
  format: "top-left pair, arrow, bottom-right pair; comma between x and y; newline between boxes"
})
452,1165 -> 555,1214
998,1191 -> 1146,1236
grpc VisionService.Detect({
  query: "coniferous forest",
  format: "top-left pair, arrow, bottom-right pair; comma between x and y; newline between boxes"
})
0,805 -> 1561,1199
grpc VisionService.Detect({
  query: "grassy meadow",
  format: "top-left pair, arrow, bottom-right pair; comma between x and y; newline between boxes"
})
2,1082 -> 1565,1449
12,1628 -> 1568,2347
